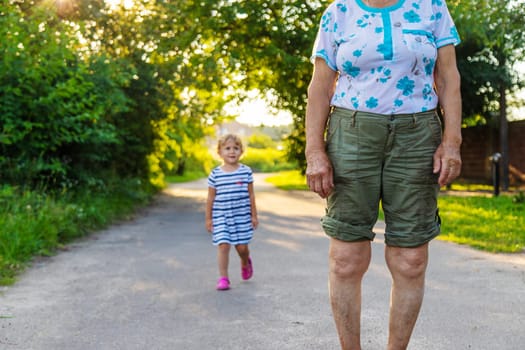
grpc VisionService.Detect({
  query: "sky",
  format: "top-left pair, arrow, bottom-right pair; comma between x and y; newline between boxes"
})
233,98 -> 293,127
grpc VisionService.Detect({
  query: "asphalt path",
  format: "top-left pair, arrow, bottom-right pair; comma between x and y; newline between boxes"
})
1,174 -> 524,350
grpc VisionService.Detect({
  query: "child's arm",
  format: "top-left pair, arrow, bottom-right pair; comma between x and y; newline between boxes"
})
205,187 -> 216,233
248,183 -> 258,229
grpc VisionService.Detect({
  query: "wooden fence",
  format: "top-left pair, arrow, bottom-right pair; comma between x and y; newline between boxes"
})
460,120 -> 525,184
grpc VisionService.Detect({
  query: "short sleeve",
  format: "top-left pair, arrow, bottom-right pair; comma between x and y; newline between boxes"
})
432,0 -> 461,48
245,165 -> 254,184
207,170 -> 216,188
310,4 -> 339,71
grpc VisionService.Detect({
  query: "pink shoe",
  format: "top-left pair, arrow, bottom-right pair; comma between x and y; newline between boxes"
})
216,277 -> 230,291
241,258 -> 253,280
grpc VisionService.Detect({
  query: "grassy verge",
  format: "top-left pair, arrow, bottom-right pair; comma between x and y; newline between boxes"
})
0,179 -> 153,285
165,170 -> 208,184
438,195 -> 525,253
242,148 -> 297,173
266,170 -> 525,253
265,170 -> 309,190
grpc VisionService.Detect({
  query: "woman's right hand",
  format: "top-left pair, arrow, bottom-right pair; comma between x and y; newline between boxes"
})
306,150 -> 334,198
304,58 -> 337,199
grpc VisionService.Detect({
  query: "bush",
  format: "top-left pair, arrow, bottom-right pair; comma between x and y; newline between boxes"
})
242,147 -> 297,172
247,134 -> 276,149
0,5 -> 128,188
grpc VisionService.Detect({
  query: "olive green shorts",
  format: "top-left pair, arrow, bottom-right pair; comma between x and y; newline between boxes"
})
321,107 -> 442,248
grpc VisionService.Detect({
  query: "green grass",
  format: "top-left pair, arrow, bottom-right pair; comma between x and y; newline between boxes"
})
447,182 -> 494,192
266,170 -> 309,190
438,195 -> 525,253
0,179 -> 153,285
265,170 -> 525,253
242,147 -> 298,173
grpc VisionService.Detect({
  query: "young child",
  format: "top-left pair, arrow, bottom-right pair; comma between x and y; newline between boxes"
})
206,134 -> 258,291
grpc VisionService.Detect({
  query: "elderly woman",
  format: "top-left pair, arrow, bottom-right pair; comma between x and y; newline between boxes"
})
305,0 -> 462,349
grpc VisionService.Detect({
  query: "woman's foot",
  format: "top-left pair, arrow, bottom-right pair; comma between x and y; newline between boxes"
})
241,258 -> 253,280
216,277 -> 230,290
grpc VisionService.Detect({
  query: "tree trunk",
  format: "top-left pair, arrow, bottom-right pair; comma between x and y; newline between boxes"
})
499,85 -> 509,191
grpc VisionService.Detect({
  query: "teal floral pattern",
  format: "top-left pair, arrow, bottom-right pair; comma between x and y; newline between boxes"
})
397,76 -> 415,96
404,10 -> 420,23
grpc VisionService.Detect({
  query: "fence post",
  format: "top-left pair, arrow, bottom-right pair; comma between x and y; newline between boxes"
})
490,153 -> 502,197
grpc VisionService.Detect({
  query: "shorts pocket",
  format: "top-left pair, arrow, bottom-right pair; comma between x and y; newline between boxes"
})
427,114 -> 442,147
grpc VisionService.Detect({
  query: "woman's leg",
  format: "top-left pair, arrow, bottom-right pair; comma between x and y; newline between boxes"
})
329,238 -> 371,350
385,243 -> 429,350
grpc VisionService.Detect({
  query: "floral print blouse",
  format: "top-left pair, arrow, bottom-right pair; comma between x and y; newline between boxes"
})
312,0 -> 460,114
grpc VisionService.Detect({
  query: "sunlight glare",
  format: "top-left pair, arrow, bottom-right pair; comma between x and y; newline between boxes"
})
105,0 -> 134,9
227,90 -> 293,127
55,0 -> 76,17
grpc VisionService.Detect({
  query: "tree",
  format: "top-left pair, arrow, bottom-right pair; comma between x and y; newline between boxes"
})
188,0 -> 330,172
34,0 -> 229,187
0,2 -> 126,187
1,0 -> 243,188
450,0 -> 525,190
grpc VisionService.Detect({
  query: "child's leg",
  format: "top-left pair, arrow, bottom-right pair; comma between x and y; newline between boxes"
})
235,244 -> 250,267
217,243 -> 231,277
236,244 -> 253,280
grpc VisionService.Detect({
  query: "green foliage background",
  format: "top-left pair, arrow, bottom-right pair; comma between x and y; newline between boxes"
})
3,0 -> 524,188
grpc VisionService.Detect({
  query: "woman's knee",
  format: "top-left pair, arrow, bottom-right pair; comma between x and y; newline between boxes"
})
329,239 -> 371,279
386,245 -> 428,280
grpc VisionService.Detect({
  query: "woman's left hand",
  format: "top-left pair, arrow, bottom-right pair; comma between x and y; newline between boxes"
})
433,141 -> 462,187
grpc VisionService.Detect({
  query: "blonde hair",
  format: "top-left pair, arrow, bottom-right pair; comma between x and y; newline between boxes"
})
217,134 -> 244,153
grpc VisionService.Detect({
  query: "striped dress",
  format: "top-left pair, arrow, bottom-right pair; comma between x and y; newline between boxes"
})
208,164 -> 255,245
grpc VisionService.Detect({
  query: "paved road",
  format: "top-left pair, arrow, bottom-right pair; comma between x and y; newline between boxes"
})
1,175 -> 524,349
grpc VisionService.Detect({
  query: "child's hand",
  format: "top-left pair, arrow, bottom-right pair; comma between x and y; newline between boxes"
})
205,218 -> 213,233
252,216 -> 258,230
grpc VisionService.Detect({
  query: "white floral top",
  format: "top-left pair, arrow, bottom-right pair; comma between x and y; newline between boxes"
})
312,0 -> 460,114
